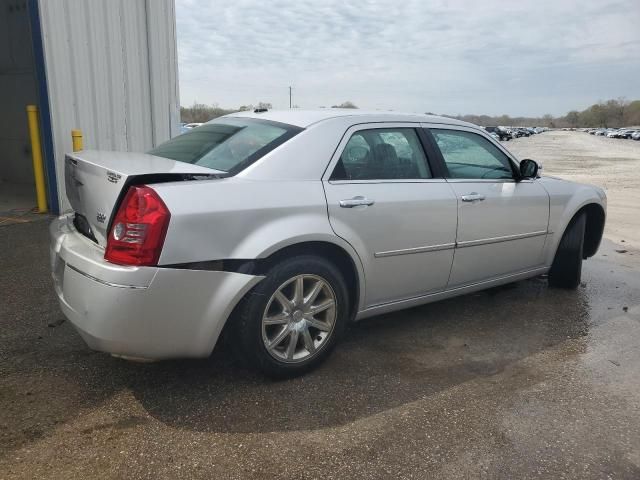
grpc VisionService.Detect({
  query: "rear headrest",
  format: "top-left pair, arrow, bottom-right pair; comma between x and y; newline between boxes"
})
372,143 -> 399,165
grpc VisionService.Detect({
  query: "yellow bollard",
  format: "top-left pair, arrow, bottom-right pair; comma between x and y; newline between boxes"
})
71,129 -> 83,152
26,105 -> 48,213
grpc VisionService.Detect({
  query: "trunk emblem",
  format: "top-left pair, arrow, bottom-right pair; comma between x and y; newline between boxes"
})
96,212 -> 107,223
107,171 -> 122,183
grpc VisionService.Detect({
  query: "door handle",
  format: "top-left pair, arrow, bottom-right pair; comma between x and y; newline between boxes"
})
461,192 -> 486,203
339,196 -> 375,208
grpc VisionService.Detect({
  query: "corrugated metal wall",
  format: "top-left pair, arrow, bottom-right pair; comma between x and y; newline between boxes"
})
38,0 -> 179,211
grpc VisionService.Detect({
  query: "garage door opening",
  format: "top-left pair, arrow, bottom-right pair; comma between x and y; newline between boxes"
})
0,0 -> 53,223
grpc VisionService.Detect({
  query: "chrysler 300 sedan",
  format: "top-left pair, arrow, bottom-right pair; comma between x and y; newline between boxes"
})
50,110 -> 606,377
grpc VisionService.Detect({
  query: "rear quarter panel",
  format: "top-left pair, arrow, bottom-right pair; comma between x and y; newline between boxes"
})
153,178 -> 361,266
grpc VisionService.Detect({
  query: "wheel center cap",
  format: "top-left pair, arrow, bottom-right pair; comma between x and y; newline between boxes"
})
292,310 -> 304,322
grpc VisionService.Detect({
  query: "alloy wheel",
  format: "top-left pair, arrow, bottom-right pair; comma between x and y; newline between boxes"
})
261,274 -> 337,363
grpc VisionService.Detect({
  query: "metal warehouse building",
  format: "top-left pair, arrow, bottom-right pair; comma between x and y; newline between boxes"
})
0,0 -> 179,215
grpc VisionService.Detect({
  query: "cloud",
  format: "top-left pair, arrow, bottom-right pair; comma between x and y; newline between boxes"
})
176,0 -> 640,116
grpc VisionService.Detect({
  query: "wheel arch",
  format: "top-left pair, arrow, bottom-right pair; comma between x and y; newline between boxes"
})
255,240 -> 364,322
215,238 -> 364,356
580,203 -> 606,258
550,202 -> 605,263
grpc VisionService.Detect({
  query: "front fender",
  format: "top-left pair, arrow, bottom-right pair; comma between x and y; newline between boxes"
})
539,177 -> 606,266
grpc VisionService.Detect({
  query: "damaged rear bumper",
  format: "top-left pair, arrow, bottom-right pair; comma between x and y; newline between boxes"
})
49,215 -> 263,360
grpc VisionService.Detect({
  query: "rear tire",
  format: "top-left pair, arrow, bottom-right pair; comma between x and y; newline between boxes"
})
234,255 -> 349,378
548,212 -> 586,289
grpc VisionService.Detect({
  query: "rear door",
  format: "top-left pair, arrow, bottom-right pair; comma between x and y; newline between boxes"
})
424,126 -> 550,287
323,124 -> 458,308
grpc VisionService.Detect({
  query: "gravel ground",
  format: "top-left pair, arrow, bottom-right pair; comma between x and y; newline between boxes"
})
1,132 -> 640,479
507,131 -> 640,249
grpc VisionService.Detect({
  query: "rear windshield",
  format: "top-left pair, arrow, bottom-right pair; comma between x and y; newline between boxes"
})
148,117 -> 302,175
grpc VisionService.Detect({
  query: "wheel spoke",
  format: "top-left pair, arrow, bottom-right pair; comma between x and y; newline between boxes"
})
262,274 -> 337,363
274,290 -> 293,310
308,299 -> 335,316
268,326 -> 290,349
304,280 -> 323,307
306,316 -> 331,332
302,328 -> 316,354
292,276 -> 304,306
286,330 -> 299,359
263,312 -> 289,325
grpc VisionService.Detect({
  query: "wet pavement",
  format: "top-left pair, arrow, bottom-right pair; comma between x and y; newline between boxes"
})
1,220 -> 639,479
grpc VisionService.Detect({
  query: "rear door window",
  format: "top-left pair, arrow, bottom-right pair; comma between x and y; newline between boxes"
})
330,128 -> 432,180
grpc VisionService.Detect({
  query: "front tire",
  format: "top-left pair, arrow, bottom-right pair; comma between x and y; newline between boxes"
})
235,255 -> 349,378
549,212 -> 586,289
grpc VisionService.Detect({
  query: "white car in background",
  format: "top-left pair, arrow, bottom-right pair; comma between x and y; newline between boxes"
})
50,110 -> 606,377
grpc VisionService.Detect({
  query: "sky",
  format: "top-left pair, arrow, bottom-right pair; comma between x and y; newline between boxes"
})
175,0 -> 640,117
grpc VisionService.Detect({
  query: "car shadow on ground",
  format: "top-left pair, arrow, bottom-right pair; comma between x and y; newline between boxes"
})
0,221 -> 592,455
125,277 -> 591,434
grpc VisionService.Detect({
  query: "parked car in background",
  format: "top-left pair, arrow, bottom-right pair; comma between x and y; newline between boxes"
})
484,126 -> 511,141
50,110 -> 606,377
632,131 -> 640,140
619,129 -> 637,139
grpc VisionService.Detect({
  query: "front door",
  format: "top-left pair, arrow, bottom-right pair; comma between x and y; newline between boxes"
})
323,124 -> 458,307
427,127 -> 550,287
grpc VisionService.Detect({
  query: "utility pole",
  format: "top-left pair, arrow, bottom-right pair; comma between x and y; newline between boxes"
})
289,86 -> 292,109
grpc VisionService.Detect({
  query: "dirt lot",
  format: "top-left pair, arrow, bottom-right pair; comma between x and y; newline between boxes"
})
507,131 -> 640,250
1,132 -> 640,479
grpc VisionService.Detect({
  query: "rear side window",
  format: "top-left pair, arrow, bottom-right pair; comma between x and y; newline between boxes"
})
148,118 -> 302,175
430,129 -> 514,180
330,128 -> 432,180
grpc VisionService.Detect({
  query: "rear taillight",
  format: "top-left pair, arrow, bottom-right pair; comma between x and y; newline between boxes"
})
105,186 -> 170,266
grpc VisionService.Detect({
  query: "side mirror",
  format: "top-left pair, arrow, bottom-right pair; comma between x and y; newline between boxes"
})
519,159 -> 539,179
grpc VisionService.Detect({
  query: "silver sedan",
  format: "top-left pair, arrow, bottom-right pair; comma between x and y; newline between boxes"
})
50,110 -> 606,377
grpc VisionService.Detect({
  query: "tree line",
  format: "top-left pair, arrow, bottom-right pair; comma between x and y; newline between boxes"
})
445,98 -> 640,128
180,102 -> 272,123
180,101 -> 358,123
181,98 -> 640,128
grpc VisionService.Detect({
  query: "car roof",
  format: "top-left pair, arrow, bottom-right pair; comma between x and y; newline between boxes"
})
225,109 -> 476,129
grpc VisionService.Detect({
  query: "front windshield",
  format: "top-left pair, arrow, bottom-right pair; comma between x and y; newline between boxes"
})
148,118 -> 301,174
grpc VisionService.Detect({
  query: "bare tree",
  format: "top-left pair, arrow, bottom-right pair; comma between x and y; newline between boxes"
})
331,101 -> 358,109
565,111 -> 579,128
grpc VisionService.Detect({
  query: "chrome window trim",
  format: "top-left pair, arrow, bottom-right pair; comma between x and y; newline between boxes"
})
445,178 -> 535,184
445,178 -> 516,184
328,178 -> 448,185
